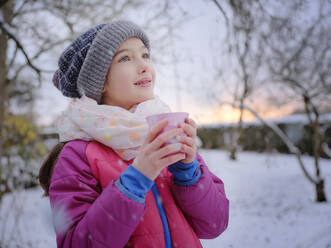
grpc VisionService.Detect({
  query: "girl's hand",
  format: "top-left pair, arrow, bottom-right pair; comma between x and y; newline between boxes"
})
176,118 -> 197,164
132,119 -> 186,181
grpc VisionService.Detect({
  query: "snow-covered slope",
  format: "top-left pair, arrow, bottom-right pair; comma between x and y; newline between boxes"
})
1,150 -> 330,248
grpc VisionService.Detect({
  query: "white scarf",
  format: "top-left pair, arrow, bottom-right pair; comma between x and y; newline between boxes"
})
56,95 -> 171,161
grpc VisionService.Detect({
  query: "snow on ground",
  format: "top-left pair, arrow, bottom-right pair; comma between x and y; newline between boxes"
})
0,150 -> 330,248
200,150 -> 331,248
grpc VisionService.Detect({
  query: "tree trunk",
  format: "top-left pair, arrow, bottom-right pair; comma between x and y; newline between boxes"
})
229,109 -> 244,161
229,145 -> 237,160
303,96 -> 327,202
312,113 -> 327,202
315,179 -> 327,202
313,121 -> 321,175
0,1 -> 12,201
228,102 -> 328,203
312,120 -> 326,201
229,126 -> 238,160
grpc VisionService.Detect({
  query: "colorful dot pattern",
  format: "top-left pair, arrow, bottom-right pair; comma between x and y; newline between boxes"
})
56,95 -> 171,161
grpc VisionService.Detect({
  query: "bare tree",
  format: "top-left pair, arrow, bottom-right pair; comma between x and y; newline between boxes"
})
262,0 -> 331,201
0,0 -> 188,201
211,0 -> 330,202
211,0 -> 265,160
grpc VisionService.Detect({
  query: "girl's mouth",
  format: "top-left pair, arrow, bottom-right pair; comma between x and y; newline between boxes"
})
134,78 -> 152,88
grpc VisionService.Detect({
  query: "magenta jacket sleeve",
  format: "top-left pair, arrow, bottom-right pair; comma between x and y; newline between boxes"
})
49,140 -> 145,248
169,152 -> 229,239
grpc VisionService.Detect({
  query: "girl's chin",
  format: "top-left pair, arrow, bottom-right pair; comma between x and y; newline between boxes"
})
135,94 -> 155,103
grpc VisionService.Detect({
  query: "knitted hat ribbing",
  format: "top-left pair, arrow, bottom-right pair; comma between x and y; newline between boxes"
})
53,20 -> 150,103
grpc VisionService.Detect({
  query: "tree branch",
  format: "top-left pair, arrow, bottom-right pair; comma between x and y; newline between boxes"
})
211,0 -> 230,28
12,0 -> 29,18
0,21 -> 41,77
322,143 -> 331,158
0,0 -> 10,9
215,98 -> 318,184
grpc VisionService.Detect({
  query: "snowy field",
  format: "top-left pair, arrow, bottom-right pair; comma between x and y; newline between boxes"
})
0,149 -> 330,248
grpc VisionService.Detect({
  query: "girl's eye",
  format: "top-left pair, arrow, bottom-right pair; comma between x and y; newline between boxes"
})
119,56 -> 130,62
143,53 -> 150,59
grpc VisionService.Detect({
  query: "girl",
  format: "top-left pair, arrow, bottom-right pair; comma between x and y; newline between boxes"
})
39,20 -> 229,248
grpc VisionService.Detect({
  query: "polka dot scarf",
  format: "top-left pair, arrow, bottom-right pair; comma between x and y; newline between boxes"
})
56,95 -> 171,161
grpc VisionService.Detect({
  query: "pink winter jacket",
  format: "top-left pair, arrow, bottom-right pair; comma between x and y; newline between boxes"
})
49,140 -> 229,247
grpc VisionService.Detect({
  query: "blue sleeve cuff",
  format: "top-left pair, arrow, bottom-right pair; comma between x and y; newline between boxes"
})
115,165 -> 154,203
168,157 -> 202,186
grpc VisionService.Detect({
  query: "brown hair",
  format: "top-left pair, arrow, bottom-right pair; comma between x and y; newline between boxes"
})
38,142 -> 67,196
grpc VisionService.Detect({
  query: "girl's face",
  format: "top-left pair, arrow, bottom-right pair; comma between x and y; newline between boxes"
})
102,37 -> 155,109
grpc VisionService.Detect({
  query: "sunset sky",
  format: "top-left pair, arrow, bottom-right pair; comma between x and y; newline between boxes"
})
35,1 -> 295,126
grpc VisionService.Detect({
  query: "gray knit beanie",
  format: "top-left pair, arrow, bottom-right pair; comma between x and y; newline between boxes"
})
53,20 -> 150,103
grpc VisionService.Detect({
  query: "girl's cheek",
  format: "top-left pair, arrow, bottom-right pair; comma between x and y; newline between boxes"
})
116,69 -> 132,82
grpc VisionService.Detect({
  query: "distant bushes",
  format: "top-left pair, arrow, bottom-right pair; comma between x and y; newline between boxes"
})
39,115 -> 331,159
197,120 -> 331,158
0,114 -> 47,198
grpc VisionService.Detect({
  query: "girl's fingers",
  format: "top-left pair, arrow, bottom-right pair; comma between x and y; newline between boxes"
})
160,152 -> 186,167
180,144 -> 195,157
179,122 -> 196,137
145,119 -> 169,144
152,143 -> 183,159
149,128 -> 183,150
186,118 -> 197,129
176,135 -> 195,147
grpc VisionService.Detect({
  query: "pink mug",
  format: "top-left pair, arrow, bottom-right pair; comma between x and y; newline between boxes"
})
146,112 -> 189,145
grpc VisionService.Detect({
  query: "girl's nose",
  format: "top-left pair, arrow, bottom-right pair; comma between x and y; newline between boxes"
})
140,67 -> 147,74
137,59 -> 149,74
